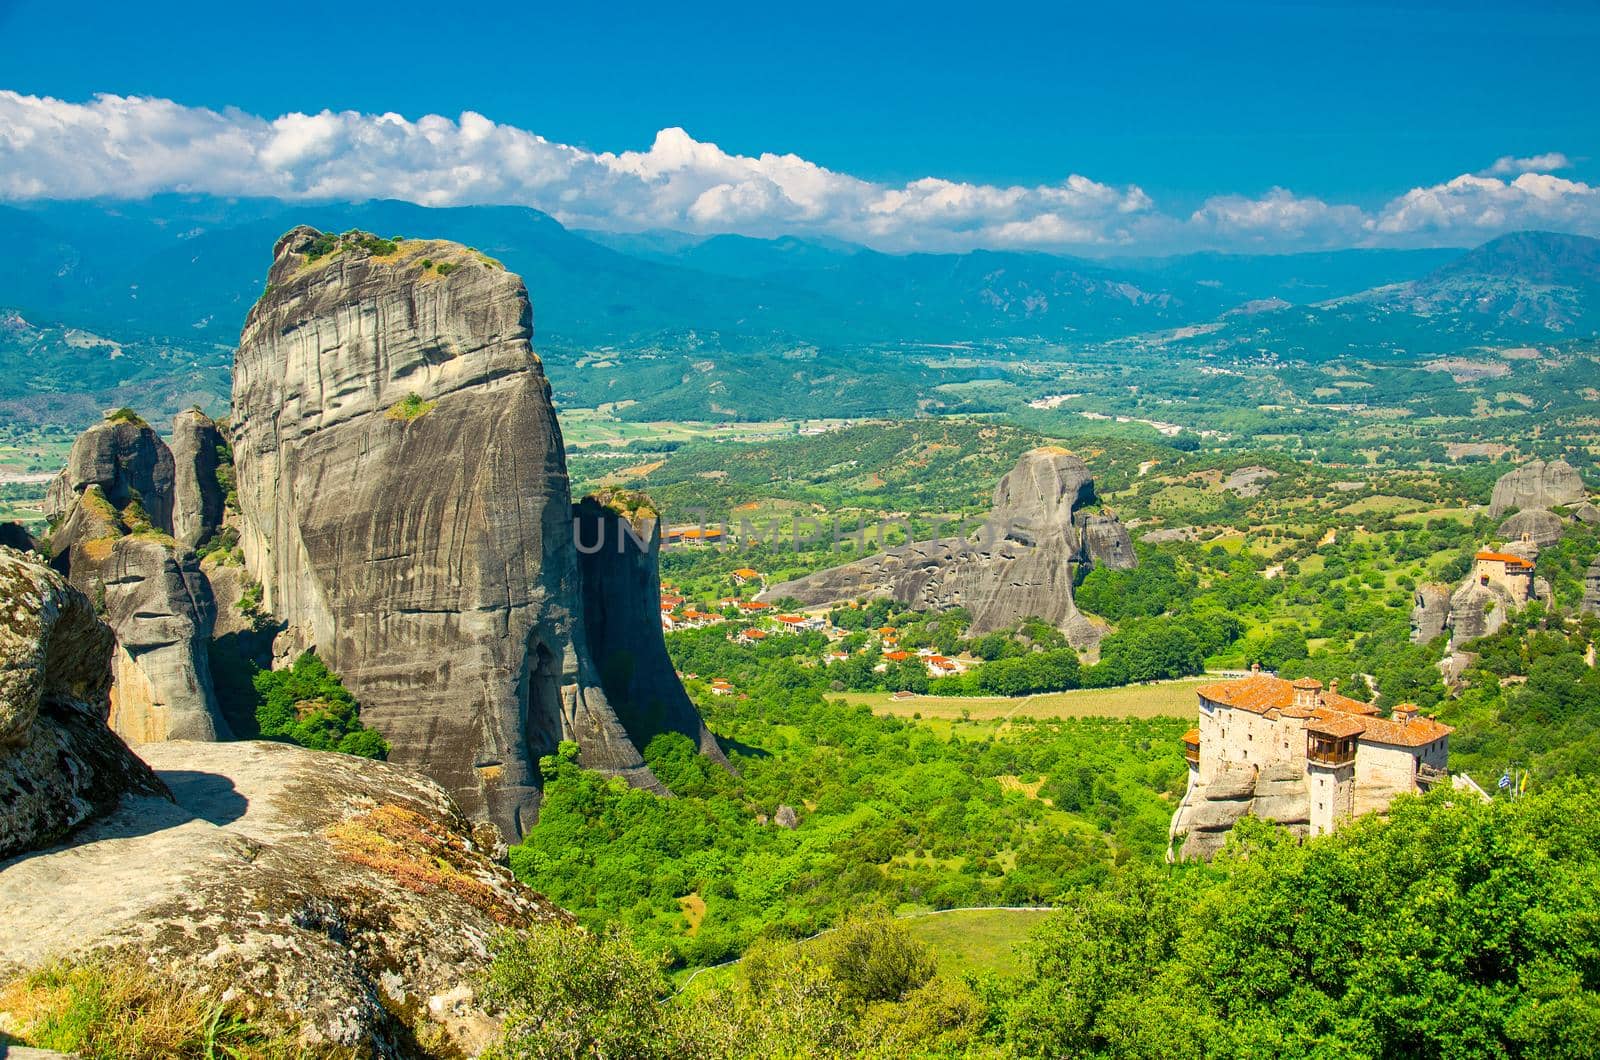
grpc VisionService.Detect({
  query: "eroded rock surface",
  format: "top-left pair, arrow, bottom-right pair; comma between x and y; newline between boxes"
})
761,447 -> 1132,646
574,492 -> 727,765
169,409 -> 227,549
231,228 -> 663,838
1410,584 -> 1451,644
43,419 -> 227,745
1177,763 -> 1309,861
0,739 -> 566,1055
1488,458 -> 1586,517
0,546 -> 168,860
1585,556 -> 1600,617
1497,507 -> 1566,548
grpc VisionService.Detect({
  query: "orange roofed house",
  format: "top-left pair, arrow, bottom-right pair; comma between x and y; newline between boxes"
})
1170,668 -> 1455,860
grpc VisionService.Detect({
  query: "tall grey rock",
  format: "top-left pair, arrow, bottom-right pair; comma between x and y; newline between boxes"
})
0,546 -> 169,860
169,408 -> 228,549
44,417 -> 175,533
1078,511 -> 1137,570
1447,581 -> 1509,646
1497,507 -> 1565,548
231,228 -> 666,840
1488,458 -> 1586,517
574,491 -> 727,765
761,447 -> 1130,646
1585,556 -> 1600,617
43,418 -> 228,745
1410,584 -> 1451,644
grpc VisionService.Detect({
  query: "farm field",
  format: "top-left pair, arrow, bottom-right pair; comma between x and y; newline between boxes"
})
673,906 -> 1055,997
840,677 -> 1210,722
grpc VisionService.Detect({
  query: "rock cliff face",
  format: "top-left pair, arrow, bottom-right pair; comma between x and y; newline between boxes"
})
574,492 -> 728,764
43,419 -> 229,744
230,228 -> 669,839
1410,584 -> 1452,644
1176,762 -> 1307,861
1447,581 -> 1509,646
1497,507 -> 1566,548
1078,512 -> 1137,570
1488,458 -> 1586,517
760,447 -> 1131,646
169,409 -> 227,549
0,546 -> 169,860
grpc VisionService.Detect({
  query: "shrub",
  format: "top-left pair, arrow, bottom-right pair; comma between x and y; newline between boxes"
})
253,650 -> 388,759
386,393 -> 436,422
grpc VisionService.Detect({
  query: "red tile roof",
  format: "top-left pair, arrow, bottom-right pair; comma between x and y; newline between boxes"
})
1199,674 -> 1450,747
1198,673 -> 1378,717
1476,551 -> 1533,568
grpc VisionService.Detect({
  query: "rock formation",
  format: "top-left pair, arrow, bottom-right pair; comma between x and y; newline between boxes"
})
1410,584 -> 1451,644
1586,556 -> 1600,617
0,738 -> 567,1054
0,546 -> 169,860
169,408 -> 228,549
760,447 -> 1134,647
0,521 -> 35,552
1497,507 -> 1566,548
574,491 -> 728,765
1488,458 -> 1586,517
1573,502 -> 1600,526
43,417 -> 229,744
230,228 -> 690,839
1078,511 -> 1137,570
1446,580 -> 1509,645
1179,762 -> 1307,860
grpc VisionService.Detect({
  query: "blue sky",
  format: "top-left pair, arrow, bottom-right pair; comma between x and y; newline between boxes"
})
1,0 -> 1597,253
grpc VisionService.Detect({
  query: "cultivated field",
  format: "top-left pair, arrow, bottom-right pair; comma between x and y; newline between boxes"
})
840,677 -> 1209,722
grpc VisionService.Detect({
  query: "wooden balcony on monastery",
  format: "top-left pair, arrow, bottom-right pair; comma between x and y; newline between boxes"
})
1182,728 -> 1200,767
1306,734 -> 1356,767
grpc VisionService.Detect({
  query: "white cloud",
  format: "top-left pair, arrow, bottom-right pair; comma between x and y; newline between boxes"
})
0,91 -> 1596,254
1484,152 -> 1573,176
1375,172 -> 1600,242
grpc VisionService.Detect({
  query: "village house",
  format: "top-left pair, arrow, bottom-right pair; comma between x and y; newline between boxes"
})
736,628 -> 768,644
774,613 -> 826,632
924,654 -> 960,677
731,567 -> 763,585
708,678 -> 734,696
664,526 -> 726,546
1171,668 -> 1454,858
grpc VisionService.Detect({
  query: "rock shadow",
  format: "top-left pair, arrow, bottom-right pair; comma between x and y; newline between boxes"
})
156,769 -> 249,826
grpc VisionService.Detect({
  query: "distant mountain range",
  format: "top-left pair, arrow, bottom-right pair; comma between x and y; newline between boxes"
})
1,195 -> 1598,423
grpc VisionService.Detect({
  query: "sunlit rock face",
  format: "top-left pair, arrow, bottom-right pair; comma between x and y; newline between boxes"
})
762,447 -> 1133,647
230,228 -> 665,839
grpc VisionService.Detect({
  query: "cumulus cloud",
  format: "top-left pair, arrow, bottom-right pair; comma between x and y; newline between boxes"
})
1375,172 -> 1600,242
0,91 -> 1596,254
1484,152 -> 1573,176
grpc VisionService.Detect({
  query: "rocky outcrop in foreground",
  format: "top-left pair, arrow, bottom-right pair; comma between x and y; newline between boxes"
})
761,447 -> 1134,646
1488,458 -> 1586,517
0,739 -> 566,1055
230,229 -> 696,839
0,546 -> 168,860
43,416 -> 229,744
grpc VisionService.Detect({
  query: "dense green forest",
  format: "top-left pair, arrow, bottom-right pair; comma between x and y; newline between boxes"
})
494,781 -> 1600,1058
